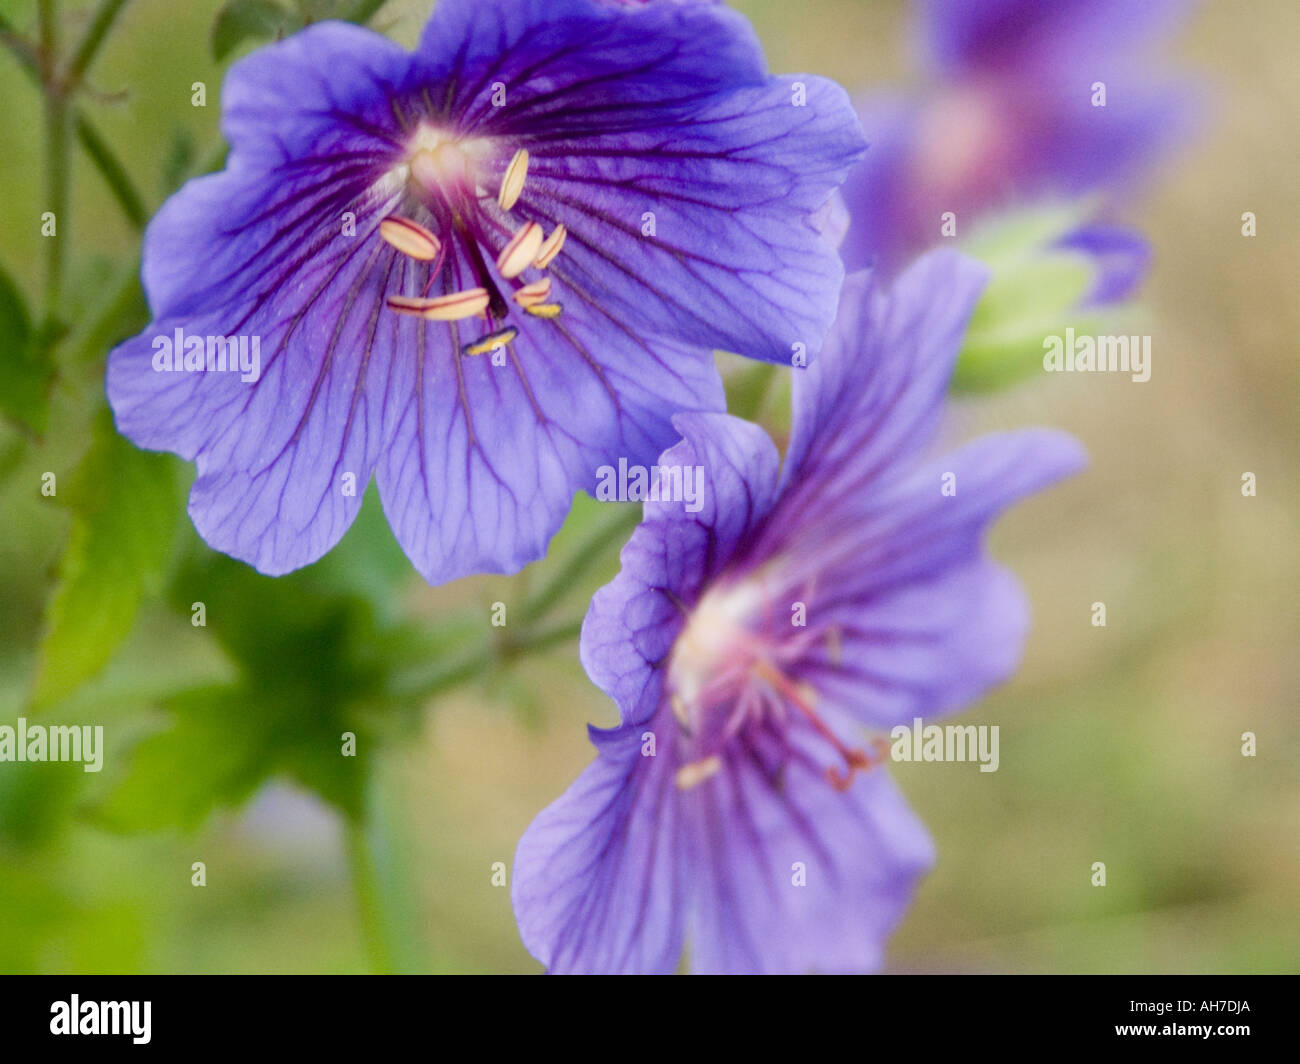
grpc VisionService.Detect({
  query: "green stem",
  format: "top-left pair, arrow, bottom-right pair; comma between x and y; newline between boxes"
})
344,763 -> 426,974
36,0 -> 56,60
393,617 -> 583,703
510,617 -> 586,657
0,13 -> 146,234
64,0 -> 130,91
352,615 -> 585,972
521,505 -> 639,625
344,818 -> 393,973
39,0 -> 68,327
0,18 -> 40,74
74,113 -> 146,229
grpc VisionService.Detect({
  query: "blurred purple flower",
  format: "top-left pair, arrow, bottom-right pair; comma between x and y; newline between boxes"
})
842,0 -> 1198,276
511,251 -> 1086,973
107,0 -> 864,583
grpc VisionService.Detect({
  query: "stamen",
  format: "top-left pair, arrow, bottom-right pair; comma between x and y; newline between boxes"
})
532,224 -> 567,269
871,735 -> 891,762
675,756 -> 722,791
497,148 -> 530,211
826,739 -> 889,791
496,221 -> 544,279
379,216 -> 442,261
523,302 -> 563,320
752,659 -> 879,790
463,326 -> 518,356
512,278 -> 552,308
826,750 -> 877,792
386,288 -> 491,321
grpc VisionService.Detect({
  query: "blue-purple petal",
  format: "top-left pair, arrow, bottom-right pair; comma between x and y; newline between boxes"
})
777,251 -> 990,508
685,746 -> 934,974
580,414 -> 779,722
377,301 -> 723,585
511,722 -> 686,974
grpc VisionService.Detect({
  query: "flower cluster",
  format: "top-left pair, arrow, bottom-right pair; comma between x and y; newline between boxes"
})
101,0 -> 1202,973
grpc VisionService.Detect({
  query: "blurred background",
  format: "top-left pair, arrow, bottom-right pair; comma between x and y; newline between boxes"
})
0,0 -> 1296,973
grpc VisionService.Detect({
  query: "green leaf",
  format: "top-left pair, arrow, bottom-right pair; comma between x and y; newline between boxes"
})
90,474 -> 491,832
304,483 -> 419,614
29,415 -> 183,709
0,757 -> 86,852
211,0 -> 294,61
96,624 -> 372,832
94,544 -> 433,829
0,264 -> 53,436
94,685 -> 283,831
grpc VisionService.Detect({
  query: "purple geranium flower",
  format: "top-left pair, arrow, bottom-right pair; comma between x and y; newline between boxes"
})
511,250 -> 1086,973
106,0 -> 864,583
842,0 -> 1197,275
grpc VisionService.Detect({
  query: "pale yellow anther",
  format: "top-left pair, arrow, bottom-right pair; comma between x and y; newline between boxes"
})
379,216 -> 442,261
463,326 -> 518,356
496,222 -> 545,279
512,278 -> 552,308
675,756 -> 722,791
498,148 -> 530,211
523,302 -> 563,320
532,224 -> 567,269
386,288 -> 491,321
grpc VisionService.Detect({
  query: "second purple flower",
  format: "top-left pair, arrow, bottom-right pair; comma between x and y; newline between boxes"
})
512,250 -> 1086,973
